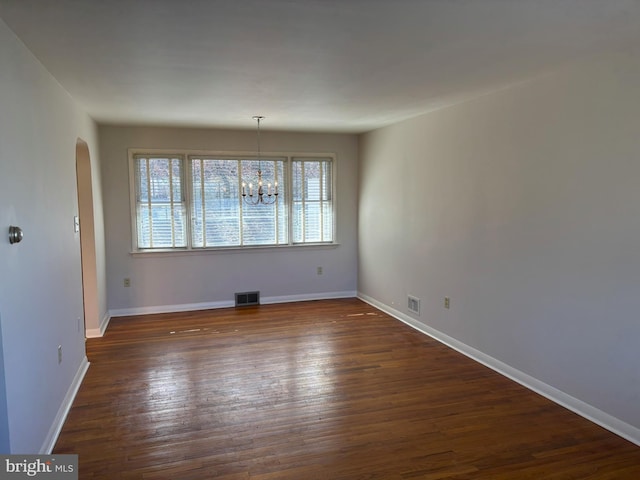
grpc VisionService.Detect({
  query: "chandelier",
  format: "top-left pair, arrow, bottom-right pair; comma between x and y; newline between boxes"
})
242,116 -> 278,205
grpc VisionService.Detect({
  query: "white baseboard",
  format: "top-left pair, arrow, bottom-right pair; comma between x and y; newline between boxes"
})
109,299 -> 233,318
262,290 -> 357,305
40,356 -> 90,454
108,291 -> 358,319
85,311 -> 112,338
358,292 -> 640,447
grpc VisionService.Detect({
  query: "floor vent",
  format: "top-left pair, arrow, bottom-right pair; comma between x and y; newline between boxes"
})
408,295 -> 420,315
235,291 -> 260,307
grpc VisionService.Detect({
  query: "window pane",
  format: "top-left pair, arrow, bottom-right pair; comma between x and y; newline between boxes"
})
191,160 -> 204,247
292,158 -> 333,244
304,202 -> 321,242
135,156 -> 186,249
240,160 -> 287,245
191,158 -> 241,247
323,205 -> 333,242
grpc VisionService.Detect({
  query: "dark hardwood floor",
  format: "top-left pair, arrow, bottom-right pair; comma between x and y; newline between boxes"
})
54,298 -> 640,479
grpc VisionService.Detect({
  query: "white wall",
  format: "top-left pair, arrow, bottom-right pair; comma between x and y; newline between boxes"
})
359,52 -> 640,439
100,125 -> 358,314
0,19 -> 106,453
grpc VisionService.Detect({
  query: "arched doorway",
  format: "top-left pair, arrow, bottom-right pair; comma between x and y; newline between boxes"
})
76,140 -> 99,337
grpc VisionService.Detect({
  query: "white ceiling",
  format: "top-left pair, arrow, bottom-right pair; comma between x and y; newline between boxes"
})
1,0 -> 640,133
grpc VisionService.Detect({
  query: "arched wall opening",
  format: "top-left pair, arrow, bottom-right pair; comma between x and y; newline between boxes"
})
76,139 -> 100,336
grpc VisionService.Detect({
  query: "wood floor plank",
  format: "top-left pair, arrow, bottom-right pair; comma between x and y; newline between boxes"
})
54,298 -> 640,479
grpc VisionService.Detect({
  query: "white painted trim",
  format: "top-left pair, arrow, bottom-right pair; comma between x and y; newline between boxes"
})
128,148 -> 338,253
262,290 -> 357,305
85,328 -> 101,338
109,300 -> 233,318
86,312 -> 112,338
358,292 -> 640,447
40,357 -> 90,454
109,291 -> 358,318
129,242 -> 340,257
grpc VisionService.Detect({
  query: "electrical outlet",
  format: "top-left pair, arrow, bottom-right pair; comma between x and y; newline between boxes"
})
124,277 -> 131,287
58,345 -> 63,364
444,297 -> 450,309
316,266 -> 323,275
408,295 -> 420,315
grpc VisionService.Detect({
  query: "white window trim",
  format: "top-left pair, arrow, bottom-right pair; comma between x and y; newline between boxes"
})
128,148 -> 338,254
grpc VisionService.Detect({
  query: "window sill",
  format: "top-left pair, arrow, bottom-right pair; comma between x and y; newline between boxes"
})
130,242 -> 340,257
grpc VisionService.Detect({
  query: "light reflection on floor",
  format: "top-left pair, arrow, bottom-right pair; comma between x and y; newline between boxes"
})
142,323 -> 342,456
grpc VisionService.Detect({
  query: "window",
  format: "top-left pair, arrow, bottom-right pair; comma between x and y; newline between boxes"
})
190,157 -> 288,247
133,155 -> 187,249
292,158 -> 333,243
130,151 -> 335,251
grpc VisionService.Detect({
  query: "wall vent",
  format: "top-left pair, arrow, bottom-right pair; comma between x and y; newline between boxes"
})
408,295 -> 420,315
235,291 -> 260,307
